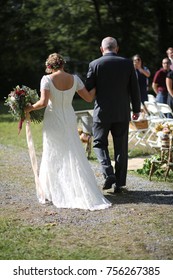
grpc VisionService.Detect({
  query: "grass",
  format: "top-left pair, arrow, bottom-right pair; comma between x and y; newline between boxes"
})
0,219 -> 103,260
1,187 -> 173,260
0,99 -> 149,158
0,98 -> 94,153
0,218 -> 131,260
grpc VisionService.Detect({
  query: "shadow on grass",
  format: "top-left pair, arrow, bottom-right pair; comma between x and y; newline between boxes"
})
105,189 -> 173,205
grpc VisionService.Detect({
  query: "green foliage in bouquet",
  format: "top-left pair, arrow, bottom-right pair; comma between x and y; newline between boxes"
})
28,108 -> 45,124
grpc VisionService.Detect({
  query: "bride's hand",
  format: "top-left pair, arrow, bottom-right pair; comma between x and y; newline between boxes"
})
25,104 -> 33,113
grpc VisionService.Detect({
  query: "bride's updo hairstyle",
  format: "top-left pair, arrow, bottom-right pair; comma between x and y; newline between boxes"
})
45,53 -> 66,73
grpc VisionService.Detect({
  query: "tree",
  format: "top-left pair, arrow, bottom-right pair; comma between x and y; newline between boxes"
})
0,0 -> 173,98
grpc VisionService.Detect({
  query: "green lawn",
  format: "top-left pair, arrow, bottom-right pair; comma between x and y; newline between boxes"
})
0,98 -> 94,152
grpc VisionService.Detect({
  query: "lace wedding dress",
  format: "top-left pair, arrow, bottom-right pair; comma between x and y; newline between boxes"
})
37,74 -> 111,210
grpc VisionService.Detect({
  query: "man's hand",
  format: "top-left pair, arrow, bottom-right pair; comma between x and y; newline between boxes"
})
132,113 -> 140,120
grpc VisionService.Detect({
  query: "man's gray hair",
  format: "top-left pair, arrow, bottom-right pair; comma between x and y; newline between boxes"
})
101,37 -> 118,51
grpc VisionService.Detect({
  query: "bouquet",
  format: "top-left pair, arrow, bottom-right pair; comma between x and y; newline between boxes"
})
155,122 -> 173,135
4,85 -> 44,133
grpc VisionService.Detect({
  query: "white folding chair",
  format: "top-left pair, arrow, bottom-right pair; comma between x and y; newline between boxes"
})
128,117 -> 150,154
144,101 -> 162,118
147,94 -> 156,102
156,103 -> 173,119
144,101 -> 173,149
75,110 -> 93,158
144,101 -> 166,148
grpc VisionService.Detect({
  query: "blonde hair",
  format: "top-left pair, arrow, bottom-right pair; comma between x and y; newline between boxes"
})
45,53 -> 66,73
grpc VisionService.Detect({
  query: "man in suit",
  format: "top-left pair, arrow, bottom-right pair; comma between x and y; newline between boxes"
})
85,37 -> 141,193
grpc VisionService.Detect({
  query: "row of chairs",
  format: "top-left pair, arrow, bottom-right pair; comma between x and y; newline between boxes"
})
129,99 -> 173,152
144,101 -> 173,148
129,98 -> 173,179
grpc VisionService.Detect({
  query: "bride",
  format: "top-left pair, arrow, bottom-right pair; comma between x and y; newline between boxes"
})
25,53 -> 111,211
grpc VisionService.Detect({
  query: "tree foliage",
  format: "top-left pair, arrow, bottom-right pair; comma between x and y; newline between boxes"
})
0,0 -> 173,98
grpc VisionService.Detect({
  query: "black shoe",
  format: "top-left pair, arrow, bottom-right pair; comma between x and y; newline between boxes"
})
114,186 -> 122,193
103,175 -> 116,190
114,186 -> 127,193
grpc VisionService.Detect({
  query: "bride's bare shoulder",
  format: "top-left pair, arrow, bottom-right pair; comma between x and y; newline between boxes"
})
50,71 -> 74,90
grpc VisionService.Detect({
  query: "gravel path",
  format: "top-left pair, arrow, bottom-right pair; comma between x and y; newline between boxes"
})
1,144 -> 173,259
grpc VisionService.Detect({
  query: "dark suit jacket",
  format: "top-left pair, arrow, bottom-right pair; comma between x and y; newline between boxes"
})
85,52 -> 141,123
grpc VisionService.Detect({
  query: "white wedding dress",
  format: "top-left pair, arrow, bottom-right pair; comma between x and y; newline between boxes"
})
38,74 -> 111,211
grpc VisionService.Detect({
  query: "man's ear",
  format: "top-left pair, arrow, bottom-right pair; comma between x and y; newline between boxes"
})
116,46 -> 119,53
100,46 -> 104,53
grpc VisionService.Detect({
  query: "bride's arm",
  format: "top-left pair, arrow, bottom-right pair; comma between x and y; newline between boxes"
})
25,89 -> 50,112
77,87 -> 96,102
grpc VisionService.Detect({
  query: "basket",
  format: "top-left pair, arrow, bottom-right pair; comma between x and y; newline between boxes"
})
129,119 -> 148,131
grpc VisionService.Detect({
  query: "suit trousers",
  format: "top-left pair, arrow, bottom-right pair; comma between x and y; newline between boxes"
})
92,121 -> 129,187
